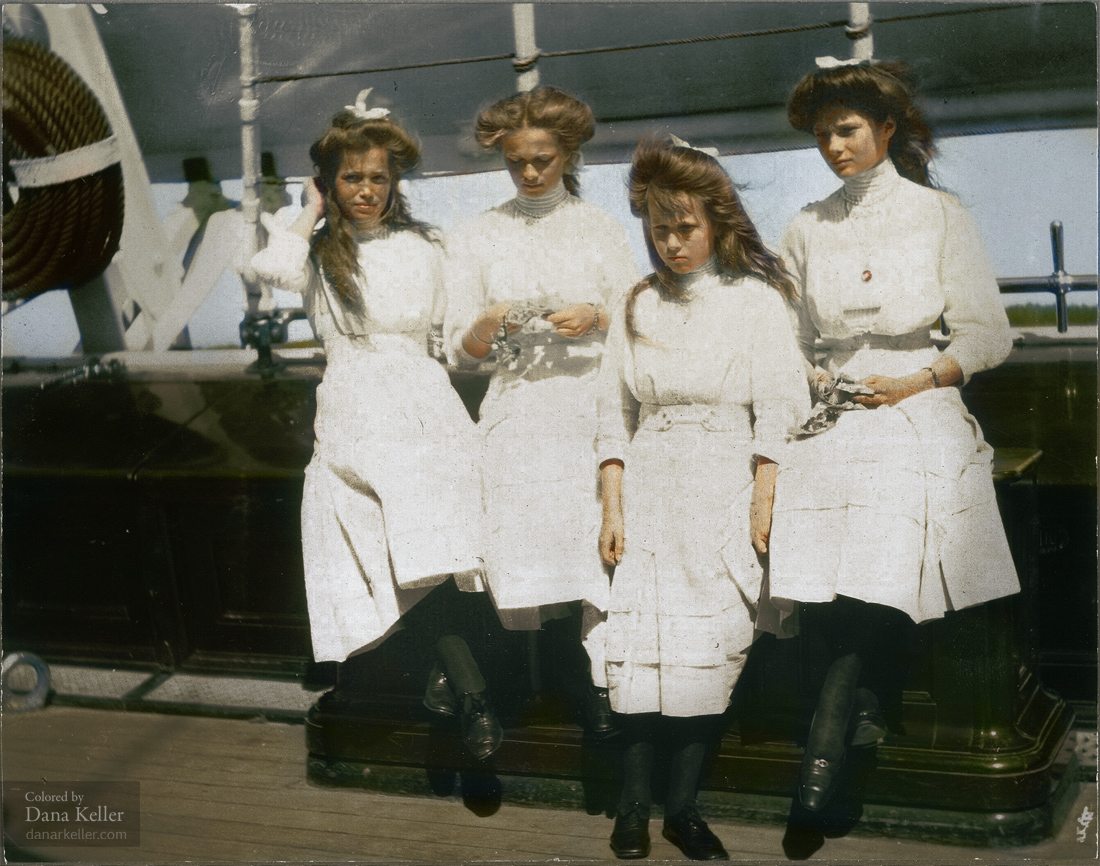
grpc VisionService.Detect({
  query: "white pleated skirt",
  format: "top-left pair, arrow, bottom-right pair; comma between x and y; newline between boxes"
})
604,406 -> 782,717
769,385 -> 1019,624
478,334 -> 611,625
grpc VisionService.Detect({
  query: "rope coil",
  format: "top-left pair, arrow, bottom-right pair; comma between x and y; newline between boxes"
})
2,38 -> 125,301
844,19 -> 873,39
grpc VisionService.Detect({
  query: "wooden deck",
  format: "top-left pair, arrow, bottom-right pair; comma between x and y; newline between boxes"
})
2,705 -> 1096,864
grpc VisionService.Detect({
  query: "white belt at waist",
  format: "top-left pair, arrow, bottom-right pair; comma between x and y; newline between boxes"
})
638,403 -> 752,435
818,329 -> 936,353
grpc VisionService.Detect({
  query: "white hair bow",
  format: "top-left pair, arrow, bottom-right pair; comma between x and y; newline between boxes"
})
669,134 -> 719,159
344,88 -> 390,120
815,56 -> 868,69
566,151 -> 585,175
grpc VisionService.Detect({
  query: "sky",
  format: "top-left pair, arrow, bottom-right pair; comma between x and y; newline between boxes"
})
2,127 -> 1096,355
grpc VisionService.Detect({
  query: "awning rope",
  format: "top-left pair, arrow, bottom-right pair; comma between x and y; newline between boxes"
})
251,4 -> 1022,87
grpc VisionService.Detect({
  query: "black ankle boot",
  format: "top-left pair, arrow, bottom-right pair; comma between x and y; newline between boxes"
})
610,802 -> 651,859
423,664 -> 457,717
848,687 -> 887,747
460,691 -> 503,761
584,685 -> 618,738
662,805 -> 728,860
799,740 -> 845,812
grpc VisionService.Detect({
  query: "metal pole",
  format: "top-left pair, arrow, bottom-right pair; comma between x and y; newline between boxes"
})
236,4 -> 267,315
1050,220 -> 1066,275
848,3 -> 874,62
1050,221 -> 1069,332
512,4 -> 539,92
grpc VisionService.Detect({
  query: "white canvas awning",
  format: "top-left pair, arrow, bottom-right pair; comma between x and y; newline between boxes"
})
83,2 -> 1096,183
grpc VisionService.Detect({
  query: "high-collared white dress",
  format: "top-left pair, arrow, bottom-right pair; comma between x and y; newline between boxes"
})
769,159 -> 1019,624
252,217 -> 484,662
596,263 -> 809,716
444,185 -> 639,630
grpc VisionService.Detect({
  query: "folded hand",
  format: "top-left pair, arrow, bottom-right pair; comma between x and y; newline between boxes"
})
547,303 -> 598,338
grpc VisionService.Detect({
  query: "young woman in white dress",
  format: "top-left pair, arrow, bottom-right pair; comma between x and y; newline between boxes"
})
248,93 -> 501,760
768,60 -> 1019,811
597,137 -> 808,860
444,87 -> 639,733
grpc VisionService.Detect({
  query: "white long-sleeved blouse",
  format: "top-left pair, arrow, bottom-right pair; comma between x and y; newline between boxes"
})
251,213 -> 445,351
781,159 -> 1013,383
443,196 -> 639,363
597,269 -> 809,466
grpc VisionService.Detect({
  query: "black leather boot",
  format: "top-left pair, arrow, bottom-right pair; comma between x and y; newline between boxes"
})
848,687 -> 887,747
610,802 -> 651,859
423,664 -> 457,717
662,805 -> 729,861
800,652 -> 860,811
459,690 -> 503,761
614,717 -> 656,858
584,685 -> 618,738
436,635 -> 502,760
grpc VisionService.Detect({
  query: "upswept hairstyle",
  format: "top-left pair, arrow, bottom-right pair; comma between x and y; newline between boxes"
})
309,109 -> 436,306
475,86 -> 594,195
624,136 -> 796,342
787,61 -> 936,188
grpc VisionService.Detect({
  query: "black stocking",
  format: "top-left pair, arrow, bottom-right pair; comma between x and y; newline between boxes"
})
664,715 -> 719,818
807,652 -> 861,761
806,595 -> 915,731
617,713 -> 658,817
436,634 -> 486,697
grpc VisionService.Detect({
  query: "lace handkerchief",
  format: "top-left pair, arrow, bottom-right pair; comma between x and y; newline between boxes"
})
494,296 -> 568,359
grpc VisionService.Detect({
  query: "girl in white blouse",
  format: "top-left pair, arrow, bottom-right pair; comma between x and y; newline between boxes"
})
597,137 -> 808,860
249,95 -> 501,761
444,87 -> 639,735
768,61 -> 1019,813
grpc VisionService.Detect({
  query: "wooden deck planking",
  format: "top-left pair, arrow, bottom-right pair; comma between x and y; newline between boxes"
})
3,706 -> 1094,864
3,708 -> 618,862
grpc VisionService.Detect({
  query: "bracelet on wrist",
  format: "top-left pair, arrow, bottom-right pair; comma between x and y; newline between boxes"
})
470,330 -> 493,347
583,303 -> 601,335
922,366 -> 940,388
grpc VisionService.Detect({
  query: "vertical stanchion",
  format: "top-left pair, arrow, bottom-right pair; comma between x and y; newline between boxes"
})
512,4 -> 539,92
848,2 -> 874,61
1050,221 -> 1069,332
236,4 -> 267,315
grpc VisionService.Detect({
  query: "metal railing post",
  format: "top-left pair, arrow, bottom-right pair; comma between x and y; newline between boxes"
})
512,4 -> 539,92
996,220 -> 1097,334
847,3 -> 874,61
236,4 -> 266,317
1049,221 -> 1070,332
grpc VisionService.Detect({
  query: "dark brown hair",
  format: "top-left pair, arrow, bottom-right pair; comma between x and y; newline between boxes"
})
309,110 -> 436,306
787,61 -> 936,188
475,87 -> 594,195
624,136 -> 796,342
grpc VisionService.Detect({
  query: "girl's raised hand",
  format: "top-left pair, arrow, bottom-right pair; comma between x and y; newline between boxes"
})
303,177 -> 327,221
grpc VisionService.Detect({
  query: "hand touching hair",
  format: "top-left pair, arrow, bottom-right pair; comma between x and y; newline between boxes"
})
309,107 -> 435,306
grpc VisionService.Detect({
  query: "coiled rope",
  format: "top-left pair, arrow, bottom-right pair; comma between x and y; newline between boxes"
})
2,38 -> 124,301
